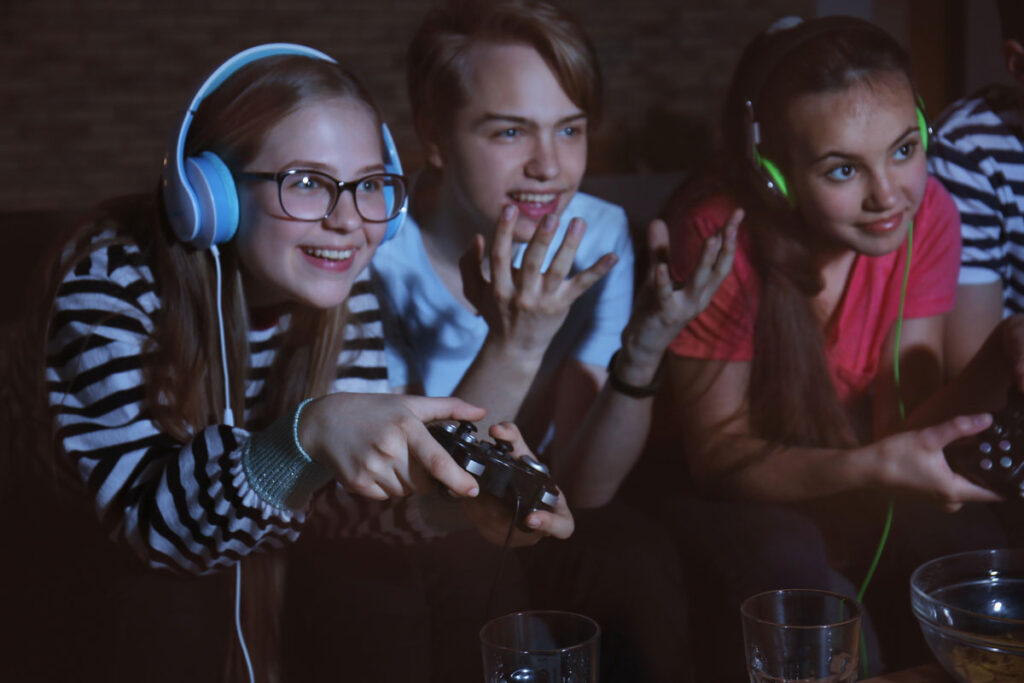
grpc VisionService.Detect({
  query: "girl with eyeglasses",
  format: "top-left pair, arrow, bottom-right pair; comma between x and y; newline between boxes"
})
12,47 -> 573,681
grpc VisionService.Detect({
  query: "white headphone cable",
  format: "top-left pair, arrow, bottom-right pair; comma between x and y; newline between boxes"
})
209,245 -> 255,683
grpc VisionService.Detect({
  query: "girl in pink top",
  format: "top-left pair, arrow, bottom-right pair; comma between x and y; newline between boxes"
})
661,15 -> 1024,680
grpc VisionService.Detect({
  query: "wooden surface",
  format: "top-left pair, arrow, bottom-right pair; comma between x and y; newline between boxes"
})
862,663 -> 955,682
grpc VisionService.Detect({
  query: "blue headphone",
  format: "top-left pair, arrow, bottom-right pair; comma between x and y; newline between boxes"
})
161,43 -> 407,249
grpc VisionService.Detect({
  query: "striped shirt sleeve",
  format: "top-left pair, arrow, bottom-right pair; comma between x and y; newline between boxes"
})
928,86 -> 1024,313
46,242 -> 306,575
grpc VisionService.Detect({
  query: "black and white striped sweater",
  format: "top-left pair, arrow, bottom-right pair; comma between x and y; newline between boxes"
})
46,239 -> 442,576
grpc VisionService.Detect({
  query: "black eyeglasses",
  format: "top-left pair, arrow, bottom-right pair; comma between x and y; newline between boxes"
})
238,169 -> 407,223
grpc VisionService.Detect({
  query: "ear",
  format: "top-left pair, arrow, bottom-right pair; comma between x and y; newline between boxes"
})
424,139 -> 445,169
1003,39 -> 1024,86
415,116 -> 446,170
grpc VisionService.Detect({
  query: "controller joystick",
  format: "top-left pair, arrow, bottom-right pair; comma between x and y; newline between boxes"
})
944,390 -> 1024,501
428,420 -> 560,530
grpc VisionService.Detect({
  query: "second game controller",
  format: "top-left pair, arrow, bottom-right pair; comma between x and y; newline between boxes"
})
944,390 -> 1024,500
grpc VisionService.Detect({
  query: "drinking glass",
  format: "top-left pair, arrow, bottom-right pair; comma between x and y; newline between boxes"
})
740,589 -> 861,683
479,610 -> 599,683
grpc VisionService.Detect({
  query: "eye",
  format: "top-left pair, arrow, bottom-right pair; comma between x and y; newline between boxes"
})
893,141 -> 916,160
359,176 -> 385,193
560,125 -> 585,138
285,173 -> 322,192
493,127 -> 521,140
825,164 -> 857,182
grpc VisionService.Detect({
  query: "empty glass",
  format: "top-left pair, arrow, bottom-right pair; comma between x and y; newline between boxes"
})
479,610 -> 599,683
741,589 -> 861,683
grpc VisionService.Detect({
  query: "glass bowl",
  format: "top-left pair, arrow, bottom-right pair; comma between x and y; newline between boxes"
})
910,549 -> 1024,683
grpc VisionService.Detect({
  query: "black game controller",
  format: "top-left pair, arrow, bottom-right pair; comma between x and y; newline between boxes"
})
428,420 -> 560,530
944,390 -> 1024,501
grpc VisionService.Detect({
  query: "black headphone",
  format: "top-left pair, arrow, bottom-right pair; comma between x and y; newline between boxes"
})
735,16 -> 930,207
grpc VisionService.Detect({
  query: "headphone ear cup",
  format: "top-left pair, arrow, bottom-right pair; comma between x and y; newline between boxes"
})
757,154 -> 791,204
380,123 -> 407,243
917,105 -> 929,153
184,151 -> 240,247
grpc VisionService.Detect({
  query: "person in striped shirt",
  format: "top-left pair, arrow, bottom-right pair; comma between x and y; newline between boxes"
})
21,47 -> 573,681
931,0 -> 1024,377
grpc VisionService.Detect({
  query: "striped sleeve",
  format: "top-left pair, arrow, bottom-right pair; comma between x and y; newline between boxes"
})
46,242 -> 307,575
928,87 -> 1024,312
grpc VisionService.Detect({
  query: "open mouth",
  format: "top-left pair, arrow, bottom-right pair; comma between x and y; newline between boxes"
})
508,191 -> 561,220
301,246 -> 354,261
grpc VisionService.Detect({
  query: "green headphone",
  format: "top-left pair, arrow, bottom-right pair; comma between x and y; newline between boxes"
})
740,16 -> 931,207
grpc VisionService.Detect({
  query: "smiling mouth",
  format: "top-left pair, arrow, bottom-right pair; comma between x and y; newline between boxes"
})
509,191 -> 559,205
860,211 -> 905,234
302,246 -> 355,261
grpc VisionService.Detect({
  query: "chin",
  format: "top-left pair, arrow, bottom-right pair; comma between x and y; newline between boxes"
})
858,232 -> 908,257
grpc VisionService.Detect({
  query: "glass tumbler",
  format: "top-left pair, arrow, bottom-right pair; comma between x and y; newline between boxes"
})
479,610 -> 599,683
740,589 -> 861,683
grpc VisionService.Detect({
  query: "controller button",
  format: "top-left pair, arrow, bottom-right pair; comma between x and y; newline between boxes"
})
980,458 -> 993,471
1000,456 -> 1013,469
999,440 -> 1012,452
540,490 -> 559,507
979,442 -> 993,454
521,455 -> 550,475
466,459 -> 486,476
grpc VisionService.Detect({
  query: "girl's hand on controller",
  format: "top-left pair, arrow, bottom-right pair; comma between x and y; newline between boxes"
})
459,205 -> 617,359
461,421 -> 575,546
297,393 -> 486,501
862,413 -> 1005,511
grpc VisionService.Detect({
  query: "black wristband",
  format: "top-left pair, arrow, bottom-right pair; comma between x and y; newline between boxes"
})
606,349 -> 666,398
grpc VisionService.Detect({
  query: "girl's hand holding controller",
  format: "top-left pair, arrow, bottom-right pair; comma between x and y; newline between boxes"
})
460,421 -> 575,547
297,393 -> 487,500
859,413 -> 1005,512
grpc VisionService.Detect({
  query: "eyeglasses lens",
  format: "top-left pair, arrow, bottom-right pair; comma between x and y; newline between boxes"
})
279,171 -> 405,222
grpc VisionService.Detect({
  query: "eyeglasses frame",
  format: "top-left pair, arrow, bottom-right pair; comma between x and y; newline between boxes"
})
238,168 -> 408,223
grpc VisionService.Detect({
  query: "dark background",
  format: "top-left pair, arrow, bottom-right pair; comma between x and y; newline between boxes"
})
0,0 -> 1009,215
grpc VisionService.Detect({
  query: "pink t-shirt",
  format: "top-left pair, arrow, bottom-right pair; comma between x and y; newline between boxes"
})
668,176 -> 961,407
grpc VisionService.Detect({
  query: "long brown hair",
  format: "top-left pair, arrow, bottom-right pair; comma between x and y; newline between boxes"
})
45,55 -> 383,444
721,17 -> 917,448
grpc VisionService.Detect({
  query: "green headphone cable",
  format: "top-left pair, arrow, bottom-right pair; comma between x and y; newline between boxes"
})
855,218 -> 912,676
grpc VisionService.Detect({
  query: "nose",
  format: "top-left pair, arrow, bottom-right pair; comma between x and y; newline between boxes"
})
324,190 -> 363,233
524,136 -> 560,181
864,169 -> 898,212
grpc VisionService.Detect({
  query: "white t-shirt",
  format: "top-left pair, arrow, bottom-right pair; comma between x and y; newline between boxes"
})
371,192 -> 634,404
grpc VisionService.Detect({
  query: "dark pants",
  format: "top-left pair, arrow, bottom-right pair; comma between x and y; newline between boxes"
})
283,500 -> 691,683
656,493 -> 1008,682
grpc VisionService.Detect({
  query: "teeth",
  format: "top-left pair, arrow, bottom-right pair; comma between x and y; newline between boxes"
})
511,192 -> 556,204
304,247 -> 353,261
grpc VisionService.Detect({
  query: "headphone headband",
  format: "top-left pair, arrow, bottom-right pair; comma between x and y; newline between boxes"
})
737,16 -> 885,116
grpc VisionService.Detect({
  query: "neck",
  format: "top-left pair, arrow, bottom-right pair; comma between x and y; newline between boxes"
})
414,169 -> 493,266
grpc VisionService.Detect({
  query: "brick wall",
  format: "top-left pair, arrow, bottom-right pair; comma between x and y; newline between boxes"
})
0,0 -> 813,212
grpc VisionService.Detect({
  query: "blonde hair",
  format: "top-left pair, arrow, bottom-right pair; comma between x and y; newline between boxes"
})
407,0 -> 602,142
